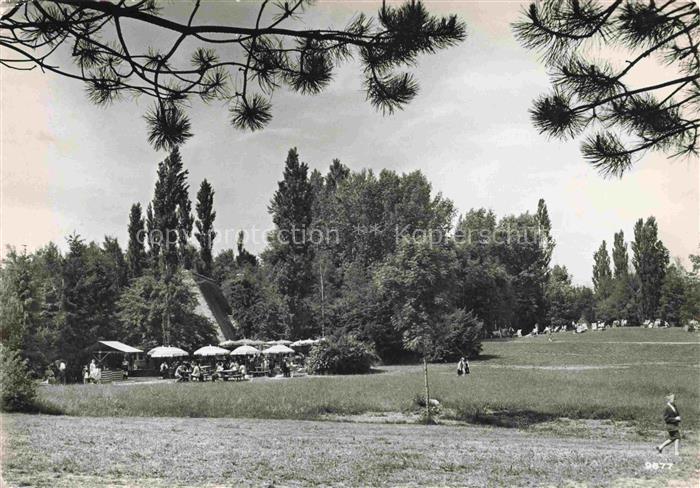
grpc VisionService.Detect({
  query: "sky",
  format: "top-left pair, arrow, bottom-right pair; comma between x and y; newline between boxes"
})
1,1 -> 698,285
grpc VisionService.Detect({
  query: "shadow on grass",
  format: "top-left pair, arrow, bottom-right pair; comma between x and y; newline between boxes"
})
473,354 -> 500,362
2,399 -> 64,416
368,367 -> 390,374
459,409 -> 558,428
33,398 -> 65,415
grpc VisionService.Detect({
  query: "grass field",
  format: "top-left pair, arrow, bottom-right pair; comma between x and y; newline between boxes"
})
3,414 -> 699,487
3,327 -> 699,487
35,328 -> 700,431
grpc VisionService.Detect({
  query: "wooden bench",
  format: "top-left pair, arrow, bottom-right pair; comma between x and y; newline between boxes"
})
212,370 -> 246,381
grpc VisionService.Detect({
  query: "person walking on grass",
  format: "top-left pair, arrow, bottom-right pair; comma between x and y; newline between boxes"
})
656,393 -> 681,455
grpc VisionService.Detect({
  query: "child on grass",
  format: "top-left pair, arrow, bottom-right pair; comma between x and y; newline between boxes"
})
656,393 -> 681,456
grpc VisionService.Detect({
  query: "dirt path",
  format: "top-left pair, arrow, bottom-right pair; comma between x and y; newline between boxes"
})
3,414 -> 698,487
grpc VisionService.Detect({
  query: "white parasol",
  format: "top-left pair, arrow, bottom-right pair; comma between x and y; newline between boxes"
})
147,346 -> 189,358
193,345 -> 230,357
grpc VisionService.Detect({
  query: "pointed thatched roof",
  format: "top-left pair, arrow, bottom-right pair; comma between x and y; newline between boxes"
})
183,271 -> 237,342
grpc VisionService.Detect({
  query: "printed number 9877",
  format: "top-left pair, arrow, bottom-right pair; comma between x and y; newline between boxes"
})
645,462 -> 673,470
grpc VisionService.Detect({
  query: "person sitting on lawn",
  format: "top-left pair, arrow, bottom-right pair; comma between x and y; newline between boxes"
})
44,367 -> 56,385
657,393 -> 681,455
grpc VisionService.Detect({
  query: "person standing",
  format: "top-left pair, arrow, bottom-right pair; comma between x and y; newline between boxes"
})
656,393 -> 681,455
58,360 -> 66,385
457,357 -> 466,376
89,359 -> 100,384
191,362 -> 202,382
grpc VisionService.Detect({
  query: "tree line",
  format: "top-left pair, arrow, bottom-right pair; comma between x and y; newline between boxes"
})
0,148 -> 220,380
592,219 -> 700,326
2,147 -> 698,379
217,148 -> 561,362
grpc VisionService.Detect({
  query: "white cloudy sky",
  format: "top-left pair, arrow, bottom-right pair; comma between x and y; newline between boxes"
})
1,1 -> 698,284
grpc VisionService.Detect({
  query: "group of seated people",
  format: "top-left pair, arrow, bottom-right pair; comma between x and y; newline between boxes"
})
158,355 -> 303,382
159,360 -> 243,382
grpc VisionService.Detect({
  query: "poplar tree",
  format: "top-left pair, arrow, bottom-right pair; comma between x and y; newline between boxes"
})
632,217 -> 670,319
612,230 -> 629,279
151,148 -> 190,276
126,203 -> 147,280
592,241 -> 612,295
195,179 -> 217,276
266,148 -> 315,338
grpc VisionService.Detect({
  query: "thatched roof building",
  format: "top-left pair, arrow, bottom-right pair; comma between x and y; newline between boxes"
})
183,271 -> 237,342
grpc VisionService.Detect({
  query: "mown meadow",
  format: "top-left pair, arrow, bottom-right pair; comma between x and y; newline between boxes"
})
37,328 -> 700,431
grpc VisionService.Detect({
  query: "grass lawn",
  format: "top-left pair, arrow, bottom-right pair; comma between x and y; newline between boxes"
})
3,414 -> 699,487
4,328 -> 699,487
35,328 -> 700,431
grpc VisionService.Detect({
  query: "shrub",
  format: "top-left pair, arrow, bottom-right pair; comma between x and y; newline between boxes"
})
429,309 -> 483,362
307,336 -> 379,375
0,345 -> 38,412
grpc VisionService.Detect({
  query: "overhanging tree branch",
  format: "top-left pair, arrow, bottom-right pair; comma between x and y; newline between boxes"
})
1,0 -> 466,150
515,0 -> 700,177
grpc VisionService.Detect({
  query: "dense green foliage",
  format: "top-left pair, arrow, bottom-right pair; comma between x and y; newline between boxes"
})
117,271 -> 218,353
306,336 -> 379,375
126,203 -> 147,280
2,146 -> 697,382
194,180 -> 217,276
0,344 -> 37,412
591,217 -> 695,326
217,149 -> 575,363
0,150 -> 216,380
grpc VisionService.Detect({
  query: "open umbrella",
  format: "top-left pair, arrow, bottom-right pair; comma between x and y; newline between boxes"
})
230,345 -> 261,356
263,344 -> 295,355
147,346 -> 189,358
291,338 -> 325,347
220,338 -> 264,348
193,345 -> 230,357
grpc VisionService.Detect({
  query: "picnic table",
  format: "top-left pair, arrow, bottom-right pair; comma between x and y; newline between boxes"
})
214,369 -> 246,381
251,368 -> 270,377
174,368 -> 246,382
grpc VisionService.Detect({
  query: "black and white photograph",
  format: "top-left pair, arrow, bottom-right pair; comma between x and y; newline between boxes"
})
1,0 -> 699,486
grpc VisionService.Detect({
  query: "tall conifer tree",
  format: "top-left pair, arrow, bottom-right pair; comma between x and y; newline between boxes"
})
632,217 -> 669,319
266,148 -> 315,338
592,241 -> 612,295
612,231 -> 629,279
195,179 -> 217,276
126,203 -> 147,280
